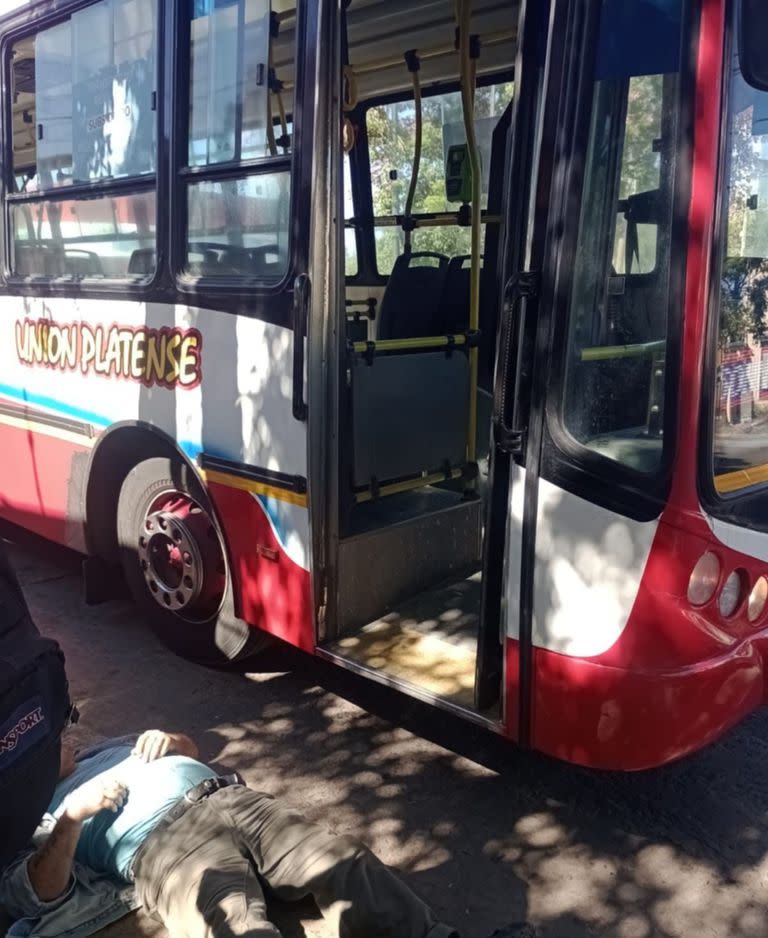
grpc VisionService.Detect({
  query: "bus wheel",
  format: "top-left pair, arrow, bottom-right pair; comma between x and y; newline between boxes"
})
116,456 -> 268,666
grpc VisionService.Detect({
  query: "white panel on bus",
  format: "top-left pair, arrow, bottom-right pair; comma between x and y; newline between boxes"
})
0,0 -> 38,19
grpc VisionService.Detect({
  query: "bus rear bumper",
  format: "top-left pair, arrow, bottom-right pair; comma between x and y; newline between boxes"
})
523,633 -> 768,771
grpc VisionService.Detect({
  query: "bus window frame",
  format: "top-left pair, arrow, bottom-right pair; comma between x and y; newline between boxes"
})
540,0 -> 696,524
0,0 -> 164,297
698,0 -> 768,527
0,0 -> 310,329
356,68 -> 514,285
169,0 -> 308,322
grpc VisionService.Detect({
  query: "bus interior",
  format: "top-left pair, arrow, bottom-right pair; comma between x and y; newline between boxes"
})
322,0 -> 680,719
321,0 -> 516,721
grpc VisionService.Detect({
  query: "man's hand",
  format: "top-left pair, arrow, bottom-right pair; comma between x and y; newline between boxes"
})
62,778 -> 128,823
131,730 -> 199,762
28,778 -> 127,901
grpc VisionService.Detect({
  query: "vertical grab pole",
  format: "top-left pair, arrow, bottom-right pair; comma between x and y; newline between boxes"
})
403,50 -> 422,254
458,0 -> 481,492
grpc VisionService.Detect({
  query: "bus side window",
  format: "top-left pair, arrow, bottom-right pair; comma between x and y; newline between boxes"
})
181,0 -> 295,284
6,0 -> 158,282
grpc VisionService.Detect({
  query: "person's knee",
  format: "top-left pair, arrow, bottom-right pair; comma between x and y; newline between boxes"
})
303,833 -> 372,891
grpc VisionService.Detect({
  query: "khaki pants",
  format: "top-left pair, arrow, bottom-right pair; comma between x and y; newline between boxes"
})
134,785 -> 458,938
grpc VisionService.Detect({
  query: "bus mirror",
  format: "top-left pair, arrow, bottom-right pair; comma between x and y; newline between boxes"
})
738,0 -> 768,91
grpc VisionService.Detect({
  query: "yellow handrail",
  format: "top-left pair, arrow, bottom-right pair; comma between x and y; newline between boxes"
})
355,468 -> 465,503
350,334 -> 468,354
345,211 -> 501,228
580,340 -> 666,362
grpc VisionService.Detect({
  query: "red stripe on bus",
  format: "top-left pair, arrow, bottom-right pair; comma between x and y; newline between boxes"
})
0,420 -> 87,546
206,481 -> 314,653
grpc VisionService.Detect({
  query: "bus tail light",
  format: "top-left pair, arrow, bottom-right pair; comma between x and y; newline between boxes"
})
748,576 -> 768,622
687,552 -> 720,606
719,569 -> 746,618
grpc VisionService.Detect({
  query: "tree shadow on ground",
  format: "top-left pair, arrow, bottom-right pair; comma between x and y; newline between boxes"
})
4,532 -> 768,938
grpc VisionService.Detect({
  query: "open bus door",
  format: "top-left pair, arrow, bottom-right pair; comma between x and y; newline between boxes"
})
475,0 -> 571,729
480,0 -> 688,752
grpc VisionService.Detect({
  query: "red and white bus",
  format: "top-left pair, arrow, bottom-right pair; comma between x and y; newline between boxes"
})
1,0 -> 767,770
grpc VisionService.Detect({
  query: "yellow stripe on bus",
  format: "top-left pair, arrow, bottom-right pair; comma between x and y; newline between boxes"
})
0,410 -> 96,448
199,468 -> 308,507
714,462 -> 768,494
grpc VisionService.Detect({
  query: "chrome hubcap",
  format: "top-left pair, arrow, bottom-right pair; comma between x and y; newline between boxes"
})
137,493 -> 225,617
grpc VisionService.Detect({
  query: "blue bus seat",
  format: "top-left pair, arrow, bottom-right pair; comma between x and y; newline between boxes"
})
377,251 -> 449,339
63,249 -> 103,277
440,255 -> 497,391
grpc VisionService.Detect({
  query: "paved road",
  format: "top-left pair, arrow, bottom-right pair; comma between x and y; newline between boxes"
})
5,531 -> 768,938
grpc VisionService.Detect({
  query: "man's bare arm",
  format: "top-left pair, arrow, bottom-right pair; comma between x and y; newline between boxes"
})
27,779 -> 128,902
168,733 -> 199,759
26,814 -> 83,902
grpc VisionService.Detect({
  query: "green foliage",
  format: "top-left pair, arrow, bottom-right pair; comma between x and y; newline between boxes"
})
366,83 -> 513,273
619,74 -> 663,199
720,257 -> 768,345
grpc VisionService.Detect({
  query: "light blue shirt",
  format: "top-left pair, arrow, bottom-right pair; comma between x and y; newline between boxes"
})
1,736 -> 138,938
48,743 -> 213,881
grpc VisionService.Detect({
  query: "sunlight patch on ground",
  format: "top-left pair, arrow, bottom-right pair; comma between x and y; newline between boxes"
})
330,618 -> 477,706
244,671 -> 291,683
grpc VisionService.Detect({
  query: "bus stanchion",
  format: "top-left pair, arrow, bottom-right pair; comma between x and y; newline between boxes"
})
403,49 -> 422,255
457,0 -> 482,496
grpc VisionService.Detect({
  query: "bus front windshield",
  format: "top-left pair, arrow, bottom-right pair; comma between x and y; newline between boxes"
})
711,26 -> 768,495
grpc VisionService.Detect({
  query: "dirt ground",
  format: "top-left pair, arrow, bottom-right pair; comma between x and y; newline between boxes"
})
4,531 -> 768,938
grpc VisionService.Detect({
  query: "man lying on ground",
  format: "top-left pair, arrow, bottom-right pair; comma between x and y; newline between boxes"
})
1,728 -> 459,938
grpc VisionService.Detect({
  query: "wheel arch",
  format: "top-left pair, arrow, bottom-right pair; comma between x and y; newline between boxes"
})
84,422 -> 204,564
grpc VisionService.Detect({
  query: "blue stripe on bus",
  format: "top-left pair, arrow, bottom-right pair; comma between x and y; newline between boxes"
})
0,383 -> 203,460
0,382 -> 112,427
255,494 -> 289,547
0,383 -> 299,547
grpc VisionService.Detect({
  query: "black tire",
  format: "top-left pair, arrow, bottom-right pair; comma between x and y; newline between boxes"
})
116,456 -> 269,666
